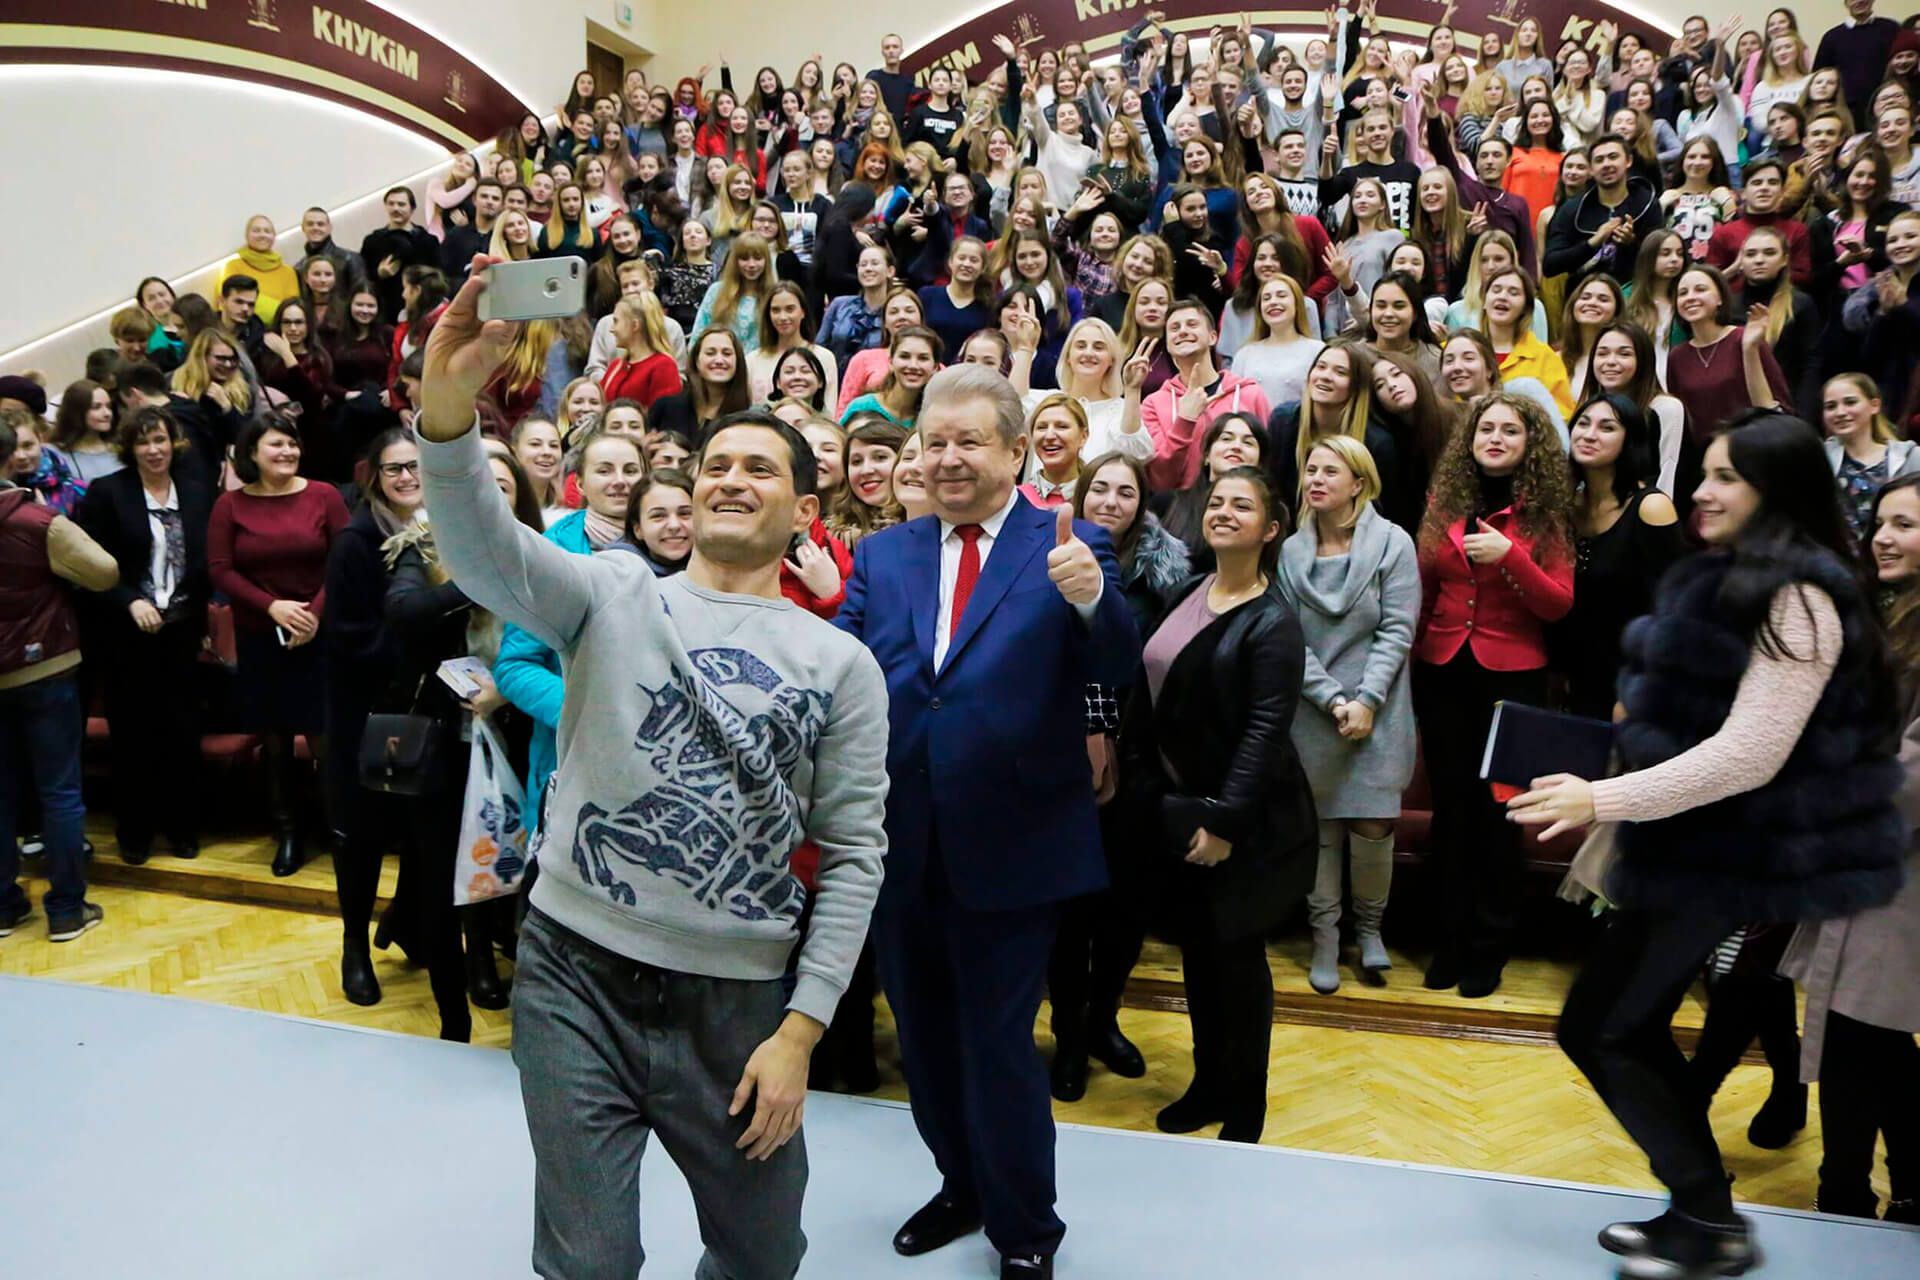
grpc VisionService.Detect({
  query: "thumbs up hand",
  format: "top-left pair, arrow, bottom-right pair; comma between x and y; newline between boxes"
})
1047,503 -> 1104,606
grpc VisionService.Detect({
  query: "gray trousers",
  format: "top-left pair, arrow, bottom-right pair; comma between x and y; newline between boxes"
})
512,909 -> 808,1280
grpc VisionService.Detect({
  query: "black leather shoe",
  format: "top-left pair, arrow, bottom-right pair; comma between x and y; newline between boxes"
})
270,830 -> 304,878
1087,1022 -> 1146,1078
341,946 -> 381,1007
1155,1087 -> 1224,1134
170,837 -> 199,860
118,839 -> 151,867
467,945 -> 511,1010
1050,1041 -> 1089,1102
892,1193 -> 982,1256
1001,1253 -> 1053,1278
1423,952 -> 1461,990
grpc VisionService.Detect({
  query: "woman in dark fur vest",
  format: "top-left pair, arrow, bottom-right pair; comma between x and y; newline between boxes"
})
1047,452 -> 1191,1103
1509,412 -> 1908,1278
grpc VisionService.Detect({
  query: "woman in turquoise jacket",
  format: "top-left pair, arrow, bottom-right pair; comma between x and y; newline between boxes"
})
493,434 -> 645,821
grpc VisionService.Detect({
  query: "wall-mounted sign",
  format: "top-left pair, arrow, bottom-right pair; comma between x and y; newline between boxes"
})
904,1 -> 1672,82
0,0 -> 530,149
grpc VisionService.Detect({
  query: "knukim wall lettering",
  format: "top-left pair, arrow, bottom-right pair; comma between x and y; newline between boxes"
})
312,6 -> 419,81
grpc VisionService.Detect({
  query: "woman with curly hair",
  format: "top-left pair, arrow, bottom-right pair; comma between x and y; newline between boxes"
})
1412,391 -> 1574,998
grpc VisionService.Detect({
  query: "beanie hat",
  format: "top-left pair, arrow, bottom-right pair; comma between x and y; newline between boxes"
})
0,375 -> 48,417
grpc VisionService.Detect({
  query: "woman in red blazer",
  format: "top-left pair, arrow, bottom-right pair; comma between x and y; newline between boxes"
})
1412,391 -> 1575,998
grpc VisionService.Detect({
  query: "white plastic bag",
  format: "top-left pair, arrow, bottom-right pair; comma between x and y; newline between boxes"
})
453,718 -> 529,905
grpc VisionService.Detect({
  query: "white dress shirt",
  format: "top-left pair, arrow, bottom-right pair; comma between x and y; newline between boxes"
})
933,488 -> 1101,672
143,482 -> 180,611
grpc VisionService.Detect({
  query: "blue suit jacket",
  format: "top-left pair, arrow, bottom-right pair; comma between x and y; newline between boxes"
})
837,497 -> 1141,912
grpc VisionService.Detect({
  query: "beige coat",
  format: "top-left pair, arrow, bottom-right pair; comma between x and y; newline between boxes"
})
1779,687 -> 1920,1080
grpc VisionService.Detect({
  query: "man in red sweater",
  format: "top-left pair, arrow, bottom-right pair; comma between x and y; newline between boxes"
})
1704,160 -> 1812,287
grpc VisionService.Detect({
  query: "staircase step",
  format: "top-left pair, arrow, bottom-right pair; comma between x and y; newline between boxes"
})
82,827 -> 395,916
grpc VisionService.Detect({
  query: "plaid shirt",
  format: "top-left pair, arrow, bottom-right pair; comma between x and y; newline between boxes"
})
1084,683 -> 1124,735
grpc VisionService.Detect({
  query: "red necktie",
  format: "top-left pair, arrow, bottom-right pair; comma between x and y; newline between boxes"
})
949,524 -> 983,640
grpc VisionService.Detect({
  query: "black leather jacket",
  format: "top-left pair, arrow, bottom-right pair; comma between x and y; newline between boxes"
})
1121,575 -> 1318,940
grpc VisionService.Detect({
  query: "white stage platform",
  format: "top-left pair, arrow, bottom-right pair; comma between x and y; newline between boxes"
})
2,975 -> 1914,1278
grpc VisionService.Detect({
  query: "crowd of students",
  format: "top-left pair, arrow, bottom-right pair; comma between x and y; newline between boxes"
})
3,7 -> 1920,1265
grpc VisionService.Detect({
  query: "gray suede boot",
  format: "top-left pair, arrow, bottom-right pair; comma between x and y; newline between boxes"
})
1307,822 -> 1344,995
1348,831 -> 1396,985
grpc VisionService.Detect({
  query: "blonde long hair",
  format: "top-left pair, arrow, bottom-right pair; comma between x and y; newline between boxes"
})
495,319 -> 559,397
488,209 -> 533,261
172,329 -> 252,413
613,293 -> 674,359
1291,341 -> 1376,488
707,233 -> 775,335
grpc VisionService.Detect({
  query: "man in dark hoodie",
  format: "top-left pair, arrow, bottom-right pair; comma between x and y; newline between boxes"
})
1544,133 -> 1663,285
0,409 -> 118,945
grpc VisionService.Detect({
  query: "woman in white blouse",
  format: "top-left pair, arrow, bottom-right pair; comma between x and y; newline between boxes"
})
1007,314 -> 1154,480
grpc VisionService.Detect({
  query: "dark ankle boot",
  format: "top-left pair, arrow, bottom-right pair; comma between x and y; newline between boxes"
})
463,910 -> 510,1010
1746,1081 -> 1807,1149
341,941 -> 380,1007
1155,1084 -> 1224,1134
1049,1026 -> 1089,1102
1086,1020 -> 1146,1078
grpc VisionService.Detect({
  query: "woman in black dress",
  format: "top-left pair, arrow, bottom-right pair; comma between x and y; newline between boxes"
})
1553,391 -> 1682,720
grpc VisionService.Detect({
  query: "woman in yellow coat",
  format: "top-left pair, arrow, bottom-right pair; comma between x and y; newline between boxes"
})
215,215 -> 301,325
1479,266 -> 1574,416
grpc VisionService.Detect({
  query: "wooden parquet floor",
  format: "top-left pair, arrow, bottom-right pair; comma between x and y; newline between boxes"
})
0,874 -> 1891,1211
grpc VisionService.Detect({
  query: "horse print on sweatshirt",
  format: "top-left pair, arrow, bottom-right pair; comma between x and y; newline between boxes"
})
561,646 -> 832,923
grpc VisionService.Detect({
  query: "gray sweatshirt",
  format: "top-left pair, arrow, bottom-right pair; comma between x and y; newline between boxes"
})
419,427 -> 889,1026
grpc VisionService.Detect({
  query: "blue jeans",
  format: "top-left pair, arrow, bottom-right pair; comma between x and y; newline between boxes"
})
0,673 -> 88,919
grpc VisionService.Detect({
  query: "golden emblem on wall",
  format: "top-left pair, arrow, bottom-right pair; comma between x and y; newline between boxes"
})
444,69 -> 469,112
246,0 -> 280,33
1012,13 -> 1046,49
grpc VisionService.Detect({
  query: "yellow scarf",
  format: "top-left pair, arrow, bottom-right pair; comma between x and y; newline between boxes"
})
237,245 -> 286,274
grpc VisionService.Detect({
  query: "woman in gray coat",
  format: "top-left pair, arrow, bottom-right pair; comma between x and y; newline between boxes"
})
1779,473 -> 1920,1224
1277,436 -> 1420,995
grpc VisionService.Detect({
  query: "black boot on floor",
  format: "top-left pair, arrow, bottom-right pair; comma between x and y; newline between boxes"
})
1457,951 -> 1505,1000
1423,950 -> 1461,990
1049,1032 -> 1089,1103
270,828 -> 304,878
1087,1020 -> 1147,1078
1155,1085 -> 1224,1134
1883,1198 -> 1920,1225
1614,1210 -> 1760,1279
118,839 -> 151,867
341,942 -> 381,1007
468,917 -> 514,1013
1744,1081 -> 1806,1149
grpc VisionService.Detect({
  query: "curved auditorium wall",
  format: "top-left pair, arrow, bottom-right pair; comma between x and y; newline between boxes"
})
0,0 -> 570,369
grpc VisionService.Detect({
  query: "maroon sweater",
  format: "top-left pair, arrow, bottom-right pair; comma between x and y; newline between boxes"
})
207,482 -> 350,631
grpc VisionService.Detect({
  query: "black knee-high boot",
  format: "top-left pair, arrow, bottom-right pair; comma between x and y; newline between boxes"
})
462,903 -> 509,1010
263,733 -> 305,877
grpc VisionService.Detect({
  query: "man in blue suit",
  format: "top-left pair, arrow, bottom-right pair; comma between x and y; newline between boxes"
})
836,365 -> 1140,1279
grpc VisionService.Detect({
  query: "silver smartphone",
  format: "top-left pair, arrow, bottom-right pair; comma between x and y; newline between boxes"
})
479,257 -> 587,321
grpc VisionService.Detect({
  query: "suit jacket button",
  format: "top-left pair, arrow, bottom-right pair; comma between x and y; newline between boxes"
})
930,697 -> 943,710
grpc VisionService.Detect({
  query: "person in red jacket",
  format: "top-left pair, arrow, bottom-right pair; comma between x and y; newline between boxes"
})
1703,159 -> 1813,287
598,295 -> 683,408
1412,392 -> 1575,999
778,514 -> 853,619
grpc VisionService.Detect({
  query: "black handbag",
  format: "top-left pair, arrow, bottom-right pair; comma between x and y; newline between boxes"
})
359,678 -> 442,796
